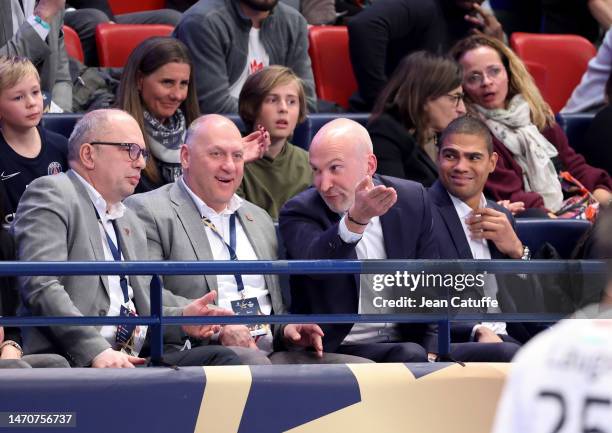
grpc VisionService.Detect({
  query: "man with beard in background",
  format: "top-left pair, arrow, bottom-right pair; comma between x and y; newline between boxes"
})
173,0 -> 316,114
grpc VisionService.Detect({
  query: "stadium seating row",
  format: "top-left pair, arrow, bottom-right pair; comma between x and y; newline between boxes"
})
62,21 -> 596,112
41,112 -> 591,156
42,112 -> 592,259
41,112 -> 371,151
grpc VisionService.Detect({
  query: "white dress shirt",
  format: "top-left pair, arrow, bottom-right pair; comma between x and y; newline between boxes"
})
448,192 -> 507,337
338,214 -> 401,344
73,172 -> 147,355
180,177 -> 272,351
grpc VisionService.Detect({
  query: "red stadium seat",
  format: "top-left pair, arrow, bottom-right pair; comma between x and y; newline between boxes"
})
308,26 -> 357,110
522,60 -> 548,102
510,32 -> 596,113
107,0 -> 166,15
95,23 -> 174,67
63,25 -> 84,63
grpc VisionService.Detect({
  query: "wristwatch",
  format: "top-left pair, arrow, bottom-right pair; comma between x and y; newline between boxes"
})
520,245 -> 531,261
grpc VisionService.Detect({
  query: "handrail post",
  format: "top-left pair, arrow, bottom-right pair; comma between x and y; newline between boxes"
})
437,320 -> 450,357
149,274 -> 163,365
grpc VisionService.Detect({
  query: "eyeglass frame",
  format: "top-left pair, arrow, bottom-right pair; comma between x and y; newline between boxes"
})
445,92 -> 465,108
464,64 -> 505,87
90,141 -> 150,162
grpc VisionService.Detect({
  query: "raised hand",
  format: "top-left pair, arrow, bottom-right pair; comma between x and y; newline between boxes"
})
466,207 -> 523,258
182,290 -> 234,339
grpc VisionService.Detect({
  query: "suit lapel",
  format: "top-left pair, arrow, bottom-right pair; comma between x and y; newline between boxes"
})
171,182 -> 218,290
237,207 -> 265,258
236,206 -> 277,293
380,204 -> 403,259
67,170 -> 110,294
485,200 -> 507,259
430,181 -> 474,259
114,218 -> 136,261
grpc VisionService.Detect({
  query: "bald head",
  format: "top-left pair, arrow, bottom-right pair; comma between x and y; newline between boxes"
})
185,114 -> 243,150
308,118 -> 377,213
309,118 -> 373,157
181,114 -> 245,212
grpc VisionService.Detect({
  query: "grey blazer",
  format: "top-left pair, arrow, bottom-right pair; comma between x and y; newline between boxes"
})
125,181 -> 286,317
12,170 -> 186,366
0,3 -> 72,111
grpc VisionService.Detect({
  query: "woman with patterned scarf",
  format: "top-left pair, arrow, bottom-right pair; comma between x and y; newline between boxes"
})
116,37 -> 268,193
451,35 -> 612,219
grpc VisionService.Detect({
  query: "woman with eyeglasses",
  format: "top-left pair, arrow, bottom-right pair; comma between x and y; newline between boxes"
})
116,37 -> 269,193
367,51 -> 466,187
451,34 -> 612,217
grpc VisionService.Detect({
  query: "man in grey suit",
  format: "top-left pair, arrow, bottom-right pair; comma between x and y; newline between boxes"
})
126,114 -> 362,364
13,109 -> 240,367
1,0 -> 72,112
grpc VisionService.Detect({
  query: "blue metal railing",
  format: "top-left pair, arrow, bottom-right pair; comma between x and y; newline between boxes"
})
0,259 -> 606,362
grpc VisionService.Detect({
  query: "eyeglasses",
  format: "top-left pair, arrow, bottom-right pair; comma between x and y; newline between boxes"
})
90,142 -> 149,162
465,65 -> 505,86
446,92 -> 465,107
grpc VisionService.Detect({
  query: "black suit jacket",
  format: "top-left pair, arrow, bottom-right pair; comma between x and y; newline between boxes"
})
428,180 -> 545,343
279,174 -> 439,352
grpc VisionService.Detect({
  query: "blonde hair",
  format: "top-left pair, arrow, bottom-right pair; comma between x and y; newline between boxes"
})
450,35 -> 555,131
0,56 -> 40,94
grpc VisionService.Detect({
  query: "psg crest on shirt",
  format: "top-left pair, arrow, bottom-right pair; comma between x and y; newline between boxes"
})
47,162 -> 63,175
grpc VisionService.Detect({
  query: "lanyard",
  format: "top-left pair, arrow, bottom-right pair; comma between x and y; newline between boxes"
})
94,208 -> 129,304
202,213 -> 245,293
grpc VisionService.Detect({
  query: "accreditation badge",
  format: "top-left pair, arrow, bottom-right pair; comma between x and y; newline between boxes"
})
230,297 -> 269,337
115,304 -> 147,357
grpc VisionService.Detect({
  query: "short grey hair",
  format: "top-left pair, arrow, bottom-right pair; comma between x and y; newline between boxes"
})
67,109 -> 132,162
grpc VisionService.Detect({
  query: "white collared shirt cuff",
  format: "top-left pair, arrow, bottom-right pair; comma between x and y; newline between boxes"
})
470,322 -> 508,341
338,215 -> 363,244
470,324 -> 481,341
27,15 -> 50,41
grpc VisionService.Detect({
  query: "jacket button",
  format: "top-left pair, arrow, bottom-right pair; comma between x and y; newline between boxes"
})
98,309 -> 107,316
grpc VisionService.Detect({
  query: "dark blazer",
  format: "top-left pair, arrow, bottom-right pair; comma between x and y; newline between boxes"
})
279,174 -> 439,352
369,112 -> 438,187
13,171 -> 187,366
428,180 -> 544,343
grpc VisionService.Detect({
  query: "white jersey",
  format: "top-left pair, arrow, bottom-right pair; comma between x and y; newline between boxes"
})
493,317 -> 612,433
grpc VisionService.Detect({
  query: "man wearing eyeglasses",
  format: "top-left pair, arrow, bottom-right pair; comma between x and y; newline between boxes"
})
12,109 -> 241,368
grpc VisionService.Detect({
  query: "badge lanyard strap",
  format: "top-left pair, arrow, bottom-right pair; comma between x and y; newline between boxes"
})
202,214 -> 245,294
93,208 -> 129,304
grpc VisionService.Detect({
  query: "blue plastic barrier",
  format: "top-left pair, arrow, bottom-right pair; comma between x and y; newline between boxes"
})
0,259 -> 605,361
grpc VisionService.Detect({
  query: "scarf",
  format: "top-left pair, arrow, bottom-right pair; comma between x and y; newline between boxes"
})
143,109 -> 186,164
475,94 -> 563,211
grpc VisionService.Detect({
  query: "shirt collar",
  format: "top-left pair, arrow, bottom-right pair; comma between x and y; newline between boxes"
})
72,170 -> 126,221
447,192 -> 487,220
179,176 -> 243,218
